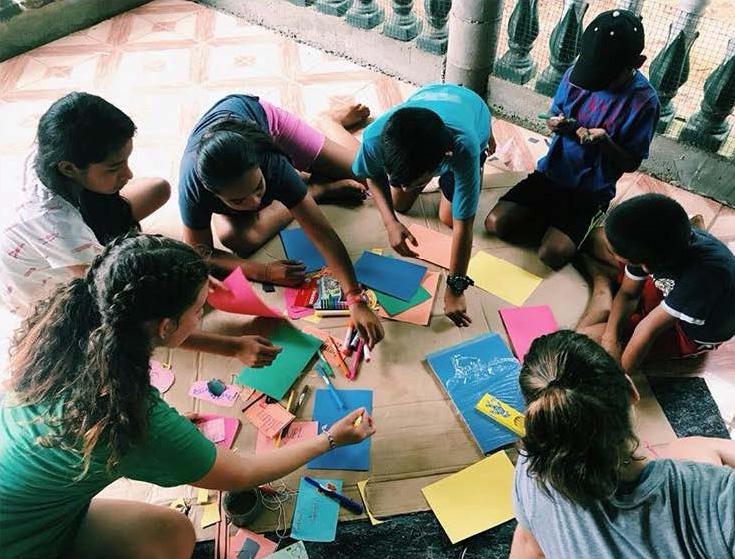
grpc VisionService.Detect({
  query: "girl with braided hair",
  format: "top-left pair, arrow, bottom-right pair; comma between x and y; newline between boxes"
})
510,330 -> 735,559
0,92 -> 285,368
0,233 -> 375,559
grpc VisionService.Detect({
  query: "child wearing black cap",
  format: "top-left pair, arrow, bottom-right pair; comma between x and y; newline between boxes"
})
581,194 -> 735,373
485,9 -> 660,270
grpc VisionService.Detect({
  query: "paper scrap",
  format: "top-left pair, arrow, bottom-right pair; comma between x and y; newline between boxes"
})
198,417 -> 226,443
197,414 -> 240,449
236,323 -> 322,400
467,251 -> 542,306
227,528 -> 277,559
255,420 -> 318,454
189,380 -> 241,407
291,477 -> 341,542
378,271 -> 439,326
303,314 -> 321,324
207,267 -> 281,317
370,248 -> 384,255
266,541 -> 309,558
197,488 -> 209,505
354,251 -> 427,301
200,502 -> 221,528
243,400 -> 295,438
149,360 -> 174,394
357,478 -> 385,525
408,224 -> 453,269
499,305 -> 557,362
422,453 -> 515,544
284,287 -> 315,320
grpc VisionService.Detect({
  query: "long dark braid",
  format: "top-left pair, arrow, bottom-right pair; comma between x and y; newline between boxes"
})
10,233 -> 209,474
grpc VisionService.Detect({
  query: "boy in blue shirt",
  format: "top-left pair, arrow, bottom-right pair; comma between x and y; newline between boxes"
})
351,83 -> 494,327
485,9 -> 659,270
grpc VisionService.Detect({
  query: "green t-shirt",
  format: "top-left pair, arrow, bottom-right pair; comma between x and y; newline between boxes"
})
0,388 -> 217,559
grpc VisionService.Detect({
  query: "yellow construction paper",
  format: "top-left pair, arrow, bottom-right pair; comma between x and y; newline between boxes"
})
422,452 -> 515,544
467,251 -> 542,306
197,488 -> 209,505
303,314 -> 321,324
357,478 -> 385,526
200,502 -> 220,528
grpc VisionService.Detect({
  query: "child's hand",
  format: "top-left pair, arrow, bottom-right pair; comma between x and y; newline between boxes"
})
444,290 -> 472,327
233,335 -> 282,367
327,408 -> 376,446
387,221 -> 419,258
248,260 -> 306,286
350,303 -> 384,348
577,127 -> 609,145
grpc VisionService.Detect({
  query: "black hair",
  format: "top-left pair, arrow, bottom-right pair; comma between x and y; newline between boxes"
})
196,117 -> 282,193
34,92 -> 139,245
519,330 -> 639,506
380,107 -> 452,187
605,194 -> 692,270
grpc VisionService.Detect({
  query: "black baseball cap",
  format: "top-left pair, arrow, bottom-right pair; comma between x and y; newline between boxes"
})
570,9 -> 645,91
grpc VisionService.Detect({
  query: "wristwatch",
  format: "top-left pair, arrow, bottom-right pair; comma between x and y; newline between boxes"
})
446,274 -> 474,295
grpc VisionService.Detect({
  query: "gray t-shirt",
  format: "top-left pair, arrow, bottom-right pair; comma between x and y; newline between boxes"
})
513,457 -> 735,558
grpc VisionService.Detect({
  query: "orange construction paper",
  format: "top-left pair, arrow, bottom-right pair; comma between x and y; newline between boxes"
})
408,224 -> 453,269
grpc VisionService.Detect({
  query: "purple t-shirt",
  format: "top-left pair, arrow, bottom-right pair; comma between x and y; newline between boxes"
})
537,68 -> 659,202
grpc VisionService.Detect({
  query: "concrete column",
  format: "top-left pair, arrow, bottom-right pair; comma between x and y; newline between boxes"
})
615,0 -> 644,16
445,0 -> 504,98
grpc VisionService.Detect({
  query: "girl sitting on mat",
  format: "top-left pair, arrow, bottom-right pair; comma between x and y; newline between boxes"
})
179,94 -> 383,346
0,233 -> 375,559
0,92 -> 287,367
511,330 -> 735,559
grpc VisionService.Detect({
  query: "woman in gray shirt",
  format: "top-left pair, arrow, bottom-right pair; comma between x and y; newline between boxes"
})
511,330 -> 735,559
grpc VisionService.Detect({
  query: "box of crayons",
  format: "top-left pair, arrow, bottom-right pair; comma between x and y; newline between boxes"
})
292,274 -> 349,312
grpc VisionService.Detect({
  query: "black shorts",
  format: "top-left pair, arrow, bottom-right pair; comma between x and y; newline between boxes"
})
499,171 -> 610,246
438,148 -> 489,202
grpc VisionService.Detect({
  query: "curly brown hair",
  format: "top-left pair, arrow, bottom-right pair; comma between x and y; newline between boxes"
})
519,330 -> 640,505
9,233 -> 209,475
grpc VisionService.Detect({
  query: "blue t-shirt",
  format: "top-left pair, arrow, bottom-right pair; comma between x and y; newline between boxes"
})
626,229 -> 735,344
538,69 -> 659,202
178,95 -> 307,230
352,83 -> 492,220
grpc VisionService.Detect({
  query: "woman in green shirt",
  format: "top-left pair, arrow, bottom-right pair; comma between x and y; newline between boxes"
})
0,233 -> 374,559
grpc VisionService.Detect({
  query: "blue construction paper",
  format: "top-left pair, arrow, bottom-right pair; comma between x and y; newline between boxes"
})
290,477 -> 341,542
307,389 -> 372,471
280,227 -> 326,273
426,333 -> 525,454
353,251 -> 426,301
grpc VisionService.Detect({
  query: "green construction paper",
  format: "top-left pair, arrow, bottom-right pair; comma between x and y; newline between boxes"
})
236,323 -> 322,399
376,286 -> 431,316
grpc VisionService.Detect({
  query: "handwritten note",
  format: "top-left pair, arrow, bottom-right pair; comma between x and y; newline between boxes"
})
149,360 -> 174,394
196,414 -> 240,449
243,400 -> 295,438
291,477 -> 341,542
189,381 -> 241,407
255,420 -> 318,454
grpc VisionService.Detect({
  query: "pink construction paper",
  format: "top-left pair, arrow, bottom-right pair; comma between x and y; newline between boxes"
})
149,360 -> 174,394
408,224 -> 453,269
189,380 -> 241,407
198,417 -> 226,443
379,271 -> 440,326
499,305 -> 558,362
207,267 -> 281,318
227,528 -> 277,559
254,420 -> 319,454
197,414 -> 240,449
284,287 -> 315,319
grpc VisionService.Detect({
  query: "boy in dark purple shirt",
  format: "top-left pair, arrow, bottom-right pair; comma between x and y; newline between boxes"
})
485,9 -> 659,270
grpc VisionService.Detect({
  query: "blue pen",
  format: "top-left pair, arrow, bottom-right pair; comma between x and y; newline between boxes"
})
304,477 -> 364,514
317,366 -> 346,410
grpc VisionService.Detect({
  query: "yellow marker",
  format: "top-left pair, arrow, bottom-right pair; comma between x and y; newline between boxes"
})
475,393 -> 526,437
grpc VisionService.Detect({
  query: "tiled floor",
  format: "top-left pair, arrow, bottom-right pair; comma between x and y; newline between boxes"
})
0,0 -> 733,531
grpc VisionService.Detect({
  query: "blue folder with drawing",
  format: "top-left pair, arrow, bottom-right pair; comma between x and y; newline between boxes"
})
426,333 -> 525,454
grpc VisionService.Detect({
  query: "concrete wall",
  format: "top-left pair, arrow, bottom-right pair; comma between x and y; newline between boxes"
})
0,0 -> 149,61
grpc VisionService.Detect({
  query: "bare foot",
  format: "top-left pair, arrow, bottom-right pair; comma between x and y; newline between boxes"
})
690,214 -> 705,229
327,102 -> 371,129
309,178 -> 367,206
